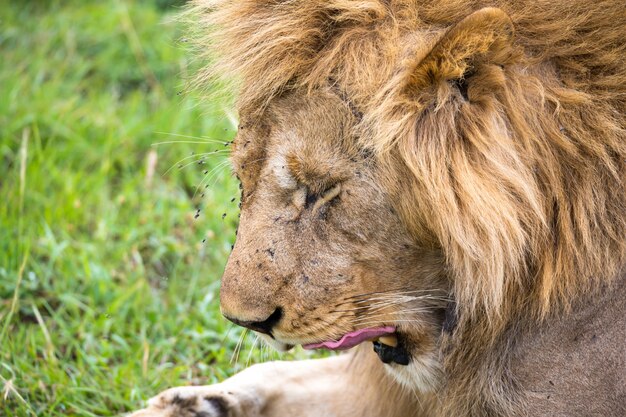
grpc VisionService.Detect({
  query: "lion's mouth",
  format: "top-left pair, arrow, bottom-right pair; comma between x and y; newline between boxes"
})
301,326 -> 411,366
302,326 -> 396,351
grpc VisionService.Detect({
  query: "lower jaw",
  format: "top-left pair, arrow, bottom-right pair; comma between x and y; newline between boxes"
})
257,333 -> 295,352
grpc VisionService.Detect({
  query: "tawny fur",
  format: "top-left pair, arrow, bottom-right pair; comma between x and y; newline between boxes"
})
183,1 -> 626,416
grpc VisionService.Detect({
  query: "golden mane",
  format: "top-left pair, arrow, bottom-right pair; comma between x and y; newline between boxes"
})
188,0 -> 626,329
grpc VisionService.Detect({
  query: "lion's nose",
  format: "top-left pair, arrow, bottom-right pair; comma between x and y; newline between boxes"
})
223,307 -> 283,335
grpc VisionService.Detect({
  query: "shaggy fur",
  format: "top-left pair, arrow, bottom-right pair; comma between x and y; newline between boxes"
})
151,1 -> 626,416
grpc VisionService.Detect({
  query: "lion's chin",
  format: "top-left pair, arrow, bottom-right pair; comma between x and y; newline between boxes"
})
257,333 -> 294,352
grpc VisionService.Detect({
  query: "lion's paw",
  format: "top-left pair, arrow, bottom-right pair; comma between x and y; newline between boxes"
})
129,386 -> 248,417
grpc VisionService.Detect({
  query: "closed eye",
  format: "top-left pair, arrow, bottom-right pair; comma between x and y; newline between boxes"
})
306,183 -> 341,212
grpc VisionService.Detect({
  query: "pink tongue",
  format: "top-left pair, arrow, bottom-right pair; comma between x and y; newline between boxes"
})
303,326 -> 395,351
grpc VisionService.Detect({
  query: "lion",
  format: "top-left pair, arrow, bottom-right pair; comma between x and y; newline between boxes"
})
131,1 -> 626,416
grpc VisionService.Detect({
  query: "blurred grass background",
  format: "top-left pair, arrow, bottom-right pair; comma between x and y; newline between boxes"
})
0,1 -> 310,415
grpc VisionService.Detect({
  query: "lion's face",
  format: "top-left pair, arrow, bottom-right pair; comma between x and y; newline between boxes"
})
203,0 -> 626,398
220,90 -> 447,361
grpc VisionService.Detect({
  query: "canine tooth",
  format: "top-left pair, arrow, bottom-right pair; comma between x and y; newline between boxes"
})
378,335 -> 398,347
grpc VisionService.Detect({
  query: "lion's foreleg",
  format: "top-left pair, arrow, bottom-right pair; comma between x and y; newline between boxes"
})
130,346 -> 423,417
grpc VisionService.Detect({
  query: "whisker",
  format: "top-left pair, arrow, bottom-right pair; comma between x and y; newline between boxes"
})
153,131 -> 231,144
230,329 -> 248,365
350,318 -> 431,328
262,342 -> 271,362
230,330 -> 243,364
329,299 -> 427,322
235,156 -> 268,168
162,151 -> 228,177
203,159 -> 232,189
246,334 -> 260,367
194,159 -> 231,197
339,288 -> 409,302
354,306 -> 436,316
350,295 -> 451,306
362,295 -> 452,304
163,153 -> 207,177
361,290 -> 450,298
351,308 -> 435,324
335,293 -> 451,310
340,288 -> 449,304
218,322 -> 236,352
172,152 -> 228,176
152,140 -> 225,146
333,296 -> 429,312
330,301 -> 405,314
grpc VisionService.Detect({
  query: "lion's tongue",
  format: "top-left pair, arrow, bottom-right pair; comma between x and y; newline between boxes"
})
302,326 -> 396,351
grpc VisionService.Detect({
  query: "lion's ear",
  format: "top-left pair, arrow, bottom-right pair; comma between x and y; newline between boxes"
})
401,7 -> 515,99
365,8 -> 538,325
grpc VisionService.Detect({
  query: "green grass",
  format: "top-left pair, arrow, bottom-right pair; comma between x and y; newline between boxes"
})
0,1 -> 313,415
